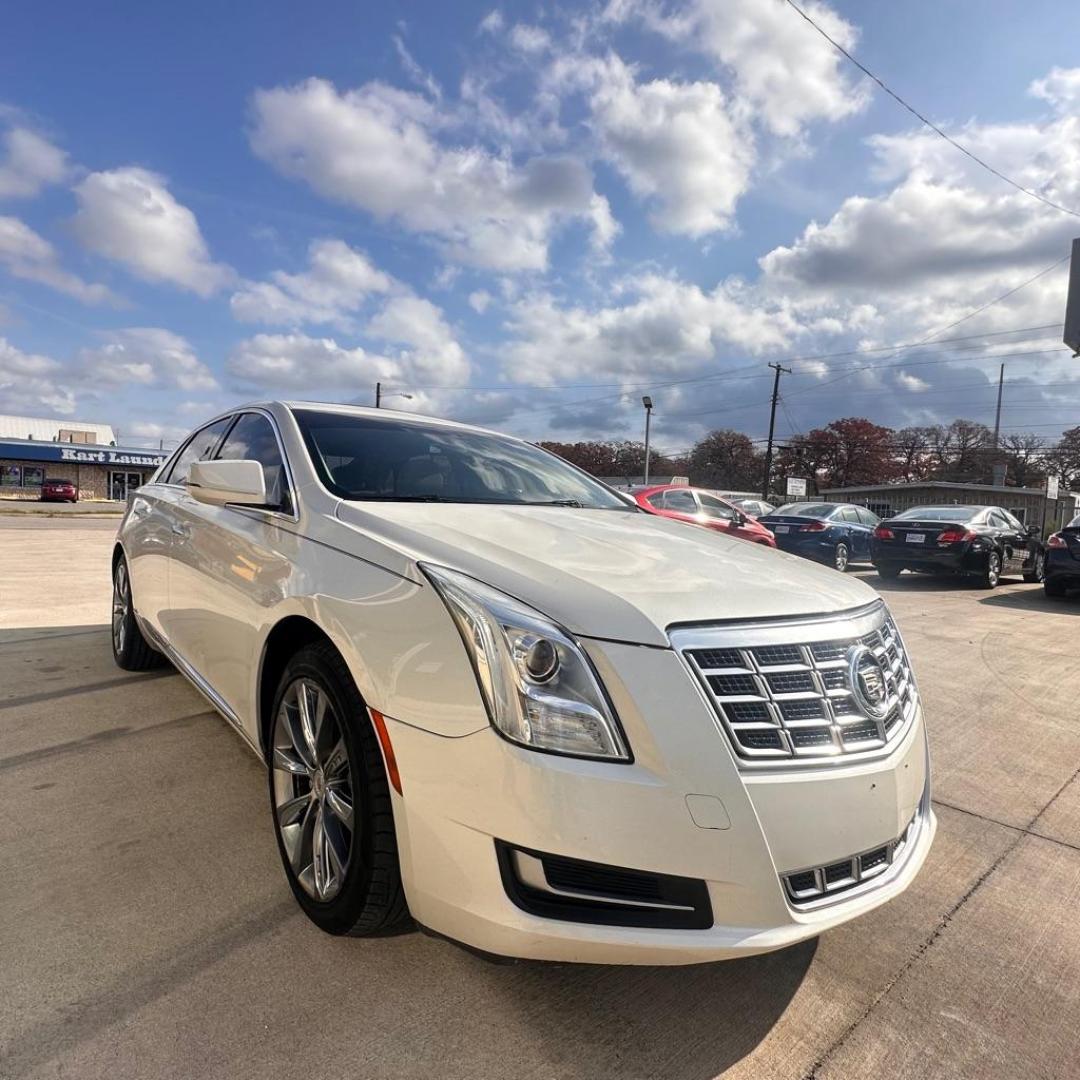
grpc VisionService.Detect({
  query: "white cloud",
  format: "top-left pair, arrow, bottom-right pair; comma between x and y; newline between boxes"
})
367,294 -> 469,383
0,337 -> 75,415
468,289 -> 492,313
510,24 -> 551,54
227,332 -> 399,391
0,126 -> 69,199
502,274 -> 794,384
79,328 -> 218,391
606,0 -> 868,138
0,215 -> 115,304
478,9 -> 504,34
1030,67 -> 1080,114
248,78 -> 610,270
231,239 -> 394,328
585,56 -> 754,236
71,168 -> 233,296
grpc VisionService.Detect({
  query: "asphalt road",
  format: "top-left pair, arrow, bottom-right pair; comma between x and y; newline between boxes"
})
1,520 -> 1078,1079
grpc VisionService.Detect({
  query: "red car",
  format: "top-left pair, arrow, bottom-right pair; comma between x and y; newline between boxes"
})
41,477 -> 79,503
631,485 -> 776,546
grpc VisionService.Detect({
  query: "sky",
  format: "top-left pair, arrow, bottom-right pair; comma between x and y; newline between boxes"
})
3,0 -> 1080,455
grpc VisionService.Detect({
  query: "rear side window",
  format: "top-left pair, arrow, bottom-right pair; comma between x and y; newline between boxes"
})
855,507 -> 880,526
662,489 -> 698,513
838,507 -> 860,523
164,417 -> 235,485
215,412 -> 292,513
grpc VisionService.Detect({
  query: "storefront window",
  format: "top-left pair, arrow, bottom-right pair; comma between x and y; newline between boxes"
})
1,465 -> 21,487
22,466 -> 44,487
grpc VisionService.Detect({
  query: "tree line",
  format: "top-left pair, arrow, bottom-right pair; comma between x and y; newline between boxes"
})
541,418 -> 1080,495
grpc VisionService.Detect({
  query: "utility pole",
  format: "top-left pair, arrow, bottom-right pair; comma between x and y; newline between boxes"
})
992,363 -> 1005,448
375,381 -> 381,408
642,396 -> 654,485
762,363 -> 791,501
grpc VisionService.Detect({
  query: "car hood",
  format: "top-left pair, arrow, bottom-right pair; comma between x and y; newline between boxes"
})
334,502 -> 879,647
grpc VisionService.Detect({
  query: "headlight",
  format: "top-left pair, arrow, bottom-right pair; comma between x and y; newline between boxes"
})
422,564 -> 630,761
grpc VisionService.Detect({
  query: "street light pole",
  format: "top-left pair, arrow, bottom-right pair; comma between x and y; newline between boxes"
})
375,381 -> 381,408
642,396 -> 653,486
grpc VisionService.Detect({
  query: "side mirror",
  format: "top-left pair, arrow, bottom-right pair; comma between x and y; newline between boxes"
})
187,459 -> 267,507
1027,523 -> 1042,537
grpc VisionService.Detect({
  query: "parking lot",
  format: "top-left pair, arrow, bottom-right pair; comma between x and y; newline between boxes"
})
1,517 -> 1078,1080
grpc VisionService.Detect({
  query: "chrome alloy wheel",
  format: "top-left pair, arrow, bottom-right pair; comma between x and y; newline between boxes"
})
271,679 -> 355,902
112,560 -> 130,656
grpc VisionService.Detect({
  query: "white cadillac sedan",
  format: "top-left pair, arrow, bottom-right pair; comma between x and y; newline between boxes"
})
112,401 -> 934,964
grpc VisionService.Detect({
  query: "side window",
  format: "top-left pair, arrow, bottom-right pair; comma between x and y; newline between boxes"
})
163,417 -> 234,485
215,412 -> 292,512
856,507 -> 879,526
698,493 -> 736,520
838,507 -> 860,523
1002,509 -> 1025,530
663,489 -> 699,513
989,510 -> 1011,530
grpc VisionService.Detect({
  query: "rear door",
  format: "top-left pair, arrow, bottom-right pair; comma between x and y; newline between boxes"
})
836,506 -> 867,559
854,506 -> 880,559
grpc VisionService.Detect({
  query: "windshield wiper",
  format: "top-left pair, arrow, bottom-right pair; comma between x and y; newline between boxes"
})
523,499 -> 584,507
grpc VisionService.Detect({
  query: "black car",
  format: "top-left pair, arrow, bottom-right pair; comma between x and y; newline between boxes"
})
871,505 -> 1045,588
1044,514 -> 1080,597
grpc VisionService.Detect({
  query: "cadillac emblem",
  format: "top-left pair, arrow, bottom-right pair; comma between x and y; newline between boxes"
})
847,644 -> 890,719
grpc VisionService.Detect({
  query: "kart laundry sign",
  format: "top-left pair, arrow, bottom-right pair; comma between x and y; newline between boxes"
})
0,438 -> 168,466
58,447 -> 166,466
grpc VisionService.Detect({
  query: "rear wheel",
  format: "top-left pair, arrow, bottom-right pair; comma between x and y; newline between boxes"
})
977,550 -> 1001,589
876,563 -> 902,580
833,542 -> 850,573
268,641 -> 410,937
1044,576 -> 1068,598
111,556 -> 167,671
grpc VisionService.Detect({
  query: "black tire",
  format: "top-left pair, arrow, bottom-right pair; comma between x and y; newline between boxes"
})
977,550 -> 1001,589
876,563 -> 902,580
833,542 -> 850,573
1023,550 -> 1046,584
1044,576 -> 1068,598
267,640 -> 410,937
111,555 -> 167,671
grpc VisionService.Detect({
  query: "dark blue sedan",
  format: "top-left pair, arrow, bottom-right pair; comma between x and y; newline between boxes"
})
1044,514 -> 1080,598
759,502 -> 880,572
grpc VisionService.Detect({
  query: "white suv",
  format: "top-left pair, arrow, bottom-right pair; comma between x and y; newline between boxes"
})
112,401 -> 933,964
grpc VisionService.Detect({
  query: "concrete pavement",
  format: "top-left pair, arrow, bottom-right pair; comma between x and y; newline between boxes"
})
0,523 -> 1078,1079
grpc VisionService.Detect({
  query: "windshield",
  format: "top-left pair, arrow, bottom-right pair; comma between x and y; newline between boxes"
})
293,409 -> 633,509
893,506 -> 980,521
772,503 -> 835,518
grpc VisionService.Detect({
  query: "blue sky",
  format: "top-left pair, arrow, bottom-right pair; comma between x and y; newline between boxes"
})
3,0 -> 1080,454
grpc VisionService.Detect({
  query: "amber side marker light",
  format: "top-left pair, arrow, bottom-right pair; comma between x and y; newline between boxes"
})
369,709 -> 403,795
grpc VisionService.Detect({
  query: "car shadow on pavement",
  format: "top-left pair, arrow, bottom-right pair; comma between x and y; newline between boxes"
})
479,938 -> 816,1079
978,589 -> 1080,615
853,571 -> 1037,596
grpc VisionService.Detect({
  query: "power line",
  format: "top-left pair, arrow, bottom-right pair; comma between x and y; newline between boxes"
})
782,0 -> 1080,219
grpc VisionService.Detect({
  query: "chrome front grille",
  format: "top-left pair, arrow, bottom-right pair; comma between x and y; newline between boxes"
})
675,602 -> 918,766
782,805 -> 922,907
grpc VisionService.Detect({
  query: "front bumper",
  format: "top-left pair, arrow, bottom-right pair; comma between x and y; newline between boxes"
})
383,638 -> 933,965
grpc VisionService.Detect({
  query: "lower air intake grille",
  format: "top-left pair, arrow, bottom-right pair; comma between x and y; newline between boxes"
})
782,806 -> 922,906
678,603 -> 918,765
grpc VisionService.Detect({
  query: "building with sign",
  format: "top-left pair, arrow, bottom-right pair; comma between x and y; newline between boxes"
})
0,437 -> 168,501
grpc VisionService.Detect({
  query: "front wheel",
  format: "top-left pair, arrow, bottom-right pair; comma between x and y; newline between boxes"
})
833,542 -> 850,573
268,641 -> 410,937
977,551 -> 1001,589
111,556 -> 167,670
1023,551 -> 1046,584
